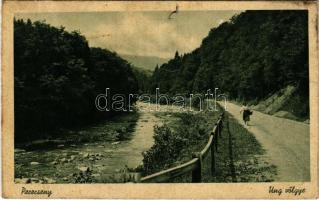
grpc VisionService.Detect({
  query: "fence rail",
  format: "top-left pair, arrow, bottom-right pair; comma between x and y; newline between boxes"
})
137,112 -> 225,183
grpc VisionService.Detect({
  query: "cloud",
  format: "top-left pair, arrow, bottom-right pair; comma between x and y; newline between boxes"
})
83,13 -> 203,58
16,11 -> 241,59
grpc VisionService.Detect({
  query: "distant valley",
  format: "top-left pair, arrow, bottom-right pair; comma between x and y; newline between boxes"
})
121,54 -> 169,71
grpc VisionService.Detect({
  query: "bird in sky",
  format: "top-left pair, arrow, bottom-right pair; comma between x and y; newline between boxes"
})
168,5 -> 179,20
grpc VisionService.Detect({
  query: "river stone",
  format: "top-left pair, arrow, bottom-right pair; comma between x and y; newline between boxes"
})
15,178 -> 31,183
246,164 -> 254,170
111,141 -> 120,145
29,178 -> 39,183
51,161 -> 58,165
83,153 -> 89,158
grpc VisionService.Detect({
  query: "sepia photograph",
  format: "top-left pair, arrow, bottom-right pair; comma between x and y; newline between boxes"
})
2,1 -> 318,199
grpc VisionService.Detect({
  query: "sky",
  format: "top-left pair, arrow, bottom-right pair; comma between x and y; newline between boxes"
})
16,11 -> 241,58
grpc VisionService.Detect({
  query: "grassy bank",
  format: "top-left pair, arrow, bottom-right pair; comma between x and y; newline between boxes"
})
206,113 -> 277,182
141,110 -> 277,182
233,85 -> 309,122
141,109 -> 221,177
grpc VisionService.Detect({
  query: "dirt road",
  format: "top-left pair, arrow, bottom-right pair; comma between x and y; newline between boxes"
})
223,102 -> 310,182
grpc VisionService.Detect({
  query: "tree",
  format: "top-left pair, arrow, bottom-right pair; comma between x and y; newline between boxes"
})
150,10 -> 309,118
14,19 -> 139,142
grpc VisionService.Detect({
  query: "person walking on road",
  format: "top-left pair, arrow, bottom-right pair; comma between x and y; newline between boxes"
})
240,104 -> 253,126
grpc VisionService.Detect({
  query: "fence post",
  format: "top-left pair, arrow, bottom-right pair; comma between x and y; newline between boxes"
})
133,173 -> 142,183
192,152 -> 202,183
219,114 -> 224,138
211,132 -> 216,176
126,172 -> 141,183
215,124 -> 218,152
218,121 -> 222,139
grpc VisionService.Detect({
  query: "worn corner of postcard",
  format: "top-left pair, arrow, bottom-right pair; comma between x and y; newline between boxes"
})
1,0 -> 318,199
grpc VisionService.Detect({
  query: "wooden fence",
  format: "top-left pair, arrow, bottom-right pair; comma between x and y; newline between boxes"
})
135,112 -> 225,183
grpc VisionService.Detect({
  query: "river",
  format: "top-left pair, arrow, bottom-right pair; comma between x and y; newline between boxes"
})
14,102 -> 172,183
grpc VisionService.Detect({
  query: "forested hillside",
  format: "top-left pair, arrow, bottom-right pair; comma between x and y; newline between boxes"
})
132,68 -> 152,93
150,10 -> 309,118
14,19 -> 138,142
